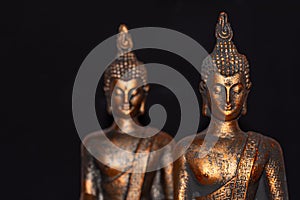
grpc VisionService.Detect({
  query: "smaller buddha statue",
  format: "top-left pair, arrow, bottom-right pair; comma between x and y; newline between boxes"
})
80,25 -> 174,200
173,12 -> 288,200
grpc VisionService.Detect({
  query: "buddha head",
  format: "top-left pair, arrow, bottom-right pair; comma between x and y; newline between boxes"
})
104,25 -> 149,119
200,12 -> 252,121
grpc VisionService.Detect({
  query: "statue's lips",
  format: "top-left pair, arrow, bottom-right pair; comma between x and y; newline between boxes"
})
213,106 -> 235,116
214,104 -> 233,112
224,105 -> 232,111
118,105 -> 134,115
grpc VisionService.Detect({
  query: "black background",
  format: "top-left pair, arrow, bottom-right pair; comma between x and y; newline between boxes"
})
5,0 -> 300,199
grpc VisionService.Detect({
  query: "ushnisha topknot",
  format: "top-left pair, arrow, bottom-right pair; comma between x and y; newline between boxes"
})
104,24 -> 147,92
201,12 -> 252,89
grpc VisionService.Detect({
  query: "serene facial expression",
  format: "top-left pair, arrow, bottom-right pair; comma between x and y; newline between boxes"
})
109,78 -> 146,118
207,73 -> 247,121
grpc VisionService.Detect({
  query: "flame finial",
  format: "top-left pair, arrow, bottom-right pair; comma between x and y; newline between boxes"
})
104,24 -> 147,91
117,24 -> 133,55
201,12 -> 251,89
215,12 -> 233,41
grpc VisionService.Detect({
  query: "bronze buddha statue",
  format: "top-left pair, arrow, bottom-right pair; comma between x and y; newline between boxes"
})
173,12 -> 288,200
80,25 -> 173,200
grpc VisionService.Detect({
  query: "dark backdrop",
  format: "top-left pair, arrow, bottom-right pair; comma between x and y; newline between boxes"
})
5,0 -> 300,199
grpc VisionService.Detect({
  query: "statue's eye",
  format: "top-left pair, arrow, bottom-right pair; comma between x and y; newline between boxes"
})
213,85 -> 222,94
232,85 -> 242,94
131,89 -> 138,97
129,89 -> 141,100
114,88 -> 123,96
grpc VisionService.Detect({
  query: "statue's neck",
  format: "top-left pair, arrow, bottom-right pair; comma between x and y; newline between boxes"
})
112,117 -> 140,134
207,117 -> 242,138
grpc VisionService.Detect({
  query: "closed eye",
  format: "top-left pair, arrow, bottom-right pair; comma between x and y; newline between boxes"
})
114,87 -> 123,96
213,85 -> 223,95
129,88 -> 140,99
232,84 -> 243,94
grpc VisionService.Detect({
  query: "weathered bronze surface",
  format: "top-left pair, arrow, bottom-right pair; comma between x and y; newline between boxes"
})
80,25 -> 174,200
174,12 -> 288,200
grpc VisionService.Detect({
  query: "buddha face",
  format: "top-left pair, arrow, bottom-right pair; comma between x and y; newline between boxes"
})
205,72 -> 248,121
107,78 -> 148,118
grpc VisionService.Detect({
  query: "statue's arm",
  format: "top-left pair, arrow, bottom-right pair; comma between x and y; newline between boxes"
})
80,144 -> 102,200
264,138 -> 289,200
173,154 -> 189,200
161,142 -> 174,200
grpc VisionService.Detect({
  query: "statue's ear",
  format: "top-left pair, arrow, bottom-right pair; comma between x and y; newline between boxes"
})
140,100 -> 145,115
247,82 -> 252,90
143,84 -> 150,93
242,90 -> 250,116
104,87 -> 112,115
199,80 -> 207,94
139,84 -> 150,115
199,81 -> 210,117
242,101 -> 247,116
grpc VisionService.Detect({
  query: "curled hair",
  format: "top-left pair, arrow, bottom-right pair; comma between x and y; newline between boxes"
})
201,12 -> 251,89
104,24 -> 147,92
104,52 -> 147,91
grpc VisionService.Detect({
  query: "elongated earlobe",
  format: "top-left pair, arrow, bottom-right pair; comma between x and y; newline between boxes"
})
203,103 -> 211,117
143,85 -> 150,93
140,100 -> 145,115
139,85 -> 149,115
199,81 -> 211,117
241,91 -> 249,116
199,81 -> 206,94
242,102 -> 247,115
105,91 -> 112,115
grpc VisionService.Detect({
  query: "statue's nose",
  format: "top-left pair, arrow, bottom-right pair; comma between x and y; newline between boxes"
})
123,93 -> 130,110
122,103 -> 130,110
124,93 -> 129,104
226,89 -> 231,105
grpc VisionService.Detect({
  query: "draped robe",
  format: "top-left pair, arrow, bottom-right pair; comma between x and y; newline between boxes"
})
174,132 -> 288,200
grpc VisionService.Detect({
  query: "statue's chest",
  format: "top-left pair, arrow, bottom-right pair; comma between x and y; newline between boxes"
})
91,139 -> 141,176
187,149 -> 240,185
93,149 -> 139,180
93,137 -> 154,178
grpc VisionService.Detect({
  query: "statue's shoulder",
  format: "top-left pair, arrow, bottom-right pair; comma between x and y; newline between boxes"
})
247,131 -> 283,154
263,135 -> 283,153
82,128 -> 110,148
175,131 -> 205,152
149,128 -> 173,148
155,130 -> 173,141
195,130 -> 207,142
144,127 -> 171,141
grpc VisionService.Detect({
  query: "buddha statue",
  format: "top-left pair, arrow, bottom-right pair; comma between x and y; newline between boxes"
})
80,25 -> 173,200
173,12 -> 288,200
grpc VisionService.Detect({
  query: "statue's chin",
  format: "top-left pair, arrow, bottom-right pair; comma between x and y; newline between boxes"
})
114,111 -> 138,119
210,107 -> 242,121
211,113 -> 240,122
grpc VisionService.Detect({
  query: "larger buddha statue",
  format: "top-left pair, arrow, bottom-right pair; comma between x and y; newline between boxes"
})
80,25 -> 173,200
174,12 -> 288,200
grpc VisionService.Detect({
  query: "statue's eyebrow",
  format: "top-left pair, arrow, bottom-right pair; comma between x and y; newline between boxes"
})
213,83 -> 225,88
129,86 -> 139,93
114,86 -> 124,93
230,82 -> 243,89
